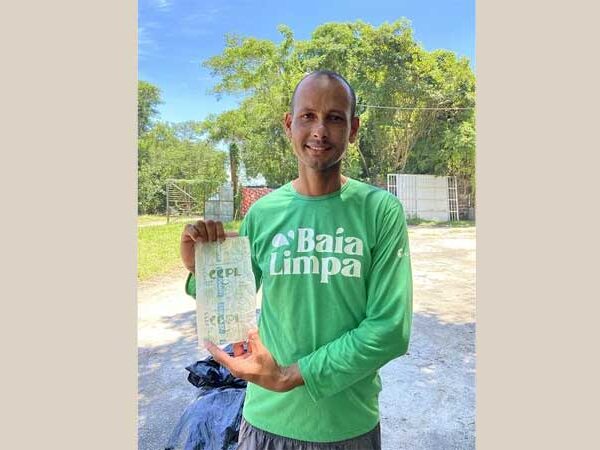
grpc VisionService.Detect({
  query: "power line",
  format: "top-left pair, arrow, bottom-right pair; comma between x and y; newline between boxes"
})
357,104 -> 473,110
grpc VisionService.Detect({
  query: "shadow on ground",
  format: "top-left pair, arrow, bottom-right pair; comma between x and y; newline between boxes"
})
379,311 -> 475,449
138,309 -> 200,450
139,307 -> 475,450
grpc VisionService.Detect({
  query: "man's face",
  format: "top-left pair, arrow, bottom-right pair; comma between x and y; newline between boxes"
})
284,75 -> 359,173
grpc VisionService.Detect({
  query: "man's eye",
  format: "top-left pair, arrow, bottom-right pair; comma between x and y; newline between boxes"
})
330,116 -> 343,121
301,113 -> 313,119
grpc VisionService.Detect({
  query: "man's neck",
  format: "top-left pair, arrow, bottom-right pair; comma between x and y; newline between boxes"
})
292,167 -> 347,197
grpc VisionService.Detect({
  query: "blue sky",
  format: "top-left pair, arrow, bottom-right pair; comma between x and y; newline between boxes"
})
139,0 -> 474,124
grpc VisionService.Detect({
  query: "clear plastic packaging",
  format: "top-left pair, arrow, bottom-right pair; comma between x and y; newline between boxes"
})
194,236 -> 257,347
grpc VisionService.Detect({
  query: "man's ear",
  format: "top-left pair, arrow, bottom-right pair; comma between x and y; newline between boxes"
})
348,116 -> 360,144
283,112 -> 293,138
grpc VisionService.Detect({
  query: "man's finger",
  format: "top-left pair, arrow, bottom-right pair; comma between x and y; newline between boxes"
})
183,223 -> 199,242
195,221 -> 208,242
233,341 -> 245,357
247,329 -> 264,353
204,340 -> 234,369
186,221 -> 207,243
248,329 -> 260,344
205,220 -> 217,241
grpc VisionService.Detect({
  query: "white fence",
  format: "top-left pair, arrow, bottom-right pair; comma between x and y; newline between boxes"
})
204,185 -> 234,222
387,174 -> 459,221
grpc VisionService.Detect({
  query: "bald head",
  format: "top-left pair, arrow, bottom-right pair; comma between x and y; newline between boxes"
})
290,70 -> 356,118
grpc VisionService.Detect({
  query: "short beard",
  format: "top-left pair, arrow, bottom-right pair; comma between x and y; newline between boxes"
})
296,154 -> 344,173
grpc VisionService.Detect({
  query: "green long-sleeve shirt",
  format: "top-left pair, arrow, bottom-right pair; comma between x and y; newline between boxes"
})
186,178 -> 412,442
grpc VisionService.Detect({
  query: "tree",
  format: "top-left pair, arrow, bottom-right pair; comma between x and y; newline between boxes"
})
137,121 -> 227,214
228,142 -> 241,217
137,80 -> 228,214
201,21 -> 475,186
203,26 -> 304,186
300,22 -> 475,184
138,80 -> 162,137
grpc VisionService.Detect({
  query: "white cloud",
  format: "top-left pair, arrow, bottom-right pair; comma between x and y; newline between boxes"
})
153,0 -> 172,11
140,0 -> 173,12
138,26 -> 159,59
177,6 -> 229,36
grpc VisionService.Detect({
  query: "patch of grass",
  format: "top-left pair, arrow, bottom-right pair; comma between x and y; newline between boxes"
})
447,220 -> 476,228
138,215 -> 203,226
138,222 -> 184,281
138,219 -> 243,281
138,215 -> 163,225
407,218 -> 475,228
224,220 -> 243,232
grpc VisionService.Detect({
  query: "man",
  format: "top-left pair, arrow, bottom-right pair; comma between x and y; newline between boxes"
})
180,70 -> 413,450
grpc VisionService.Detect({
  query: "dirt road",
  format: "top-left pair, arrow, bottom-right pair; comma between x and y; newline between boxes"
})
138,225 -> 476,449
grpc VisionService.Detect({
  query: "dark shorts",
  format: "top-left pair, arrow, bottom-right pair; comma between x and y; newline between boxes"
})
236,417 -> 382,450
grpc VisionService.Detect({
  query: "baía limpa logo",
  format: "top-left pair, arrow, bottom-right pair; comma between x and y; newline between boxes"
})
269,227 -> 363,284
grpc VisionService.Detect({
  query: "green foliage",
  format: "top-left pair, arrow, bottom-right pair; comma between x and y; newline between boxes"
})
138,219 -> 242,280
137,121 -> 228,214
137,82 -> 228,214
406,218 -> 475,228
138,80 -> 163,137
203,27 -> 304,186
201,21 -> 475,186
406,112 -> 475,177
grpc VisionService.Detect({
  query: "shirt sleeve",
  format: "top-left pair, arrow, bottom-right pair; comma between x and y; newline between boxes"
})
239,215 -> 263,292
184,215 -> 263,298
297,197 -> 413,402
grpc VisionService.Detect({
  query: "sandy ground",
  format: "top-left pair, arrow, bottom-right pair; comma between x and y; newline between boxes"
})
138,225 -> 476,449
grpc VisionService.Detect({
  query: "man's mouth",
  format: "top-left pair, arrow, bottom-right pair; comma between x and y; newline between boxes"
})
305,144 -> 331,152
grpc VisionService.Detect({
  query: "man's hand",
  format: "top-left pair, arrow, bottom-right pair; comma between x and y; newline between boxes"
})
180,220 -> 237,273
205,329 -> 305,392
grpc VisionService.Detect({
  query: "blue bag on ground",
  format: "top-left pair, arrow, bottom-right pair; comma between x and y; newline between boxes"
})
165,345 -> 247,450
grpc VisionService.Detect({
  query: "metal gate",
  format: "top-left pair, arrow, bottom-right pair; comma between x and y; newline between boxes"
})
165,180 -> 201,222
204,185 -> 234,222
165,179 -> 230,223
387,174 -> 459,221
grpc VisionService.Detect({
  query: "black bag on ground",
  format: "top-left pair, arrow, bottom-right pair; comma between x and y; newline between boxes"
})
165,345 -> 247,450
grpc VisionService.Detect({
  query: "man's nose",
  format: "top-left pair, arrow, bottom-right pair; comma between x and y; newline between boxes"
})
312,121 -> 328,140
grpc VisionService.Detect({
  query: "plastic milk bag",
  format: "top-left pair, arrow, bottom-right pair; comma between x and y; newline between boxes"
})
194,236 -> 257,347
